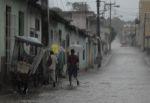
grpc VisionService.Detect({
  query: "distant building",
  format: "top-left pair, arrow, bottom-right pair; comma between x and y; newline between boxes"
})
122,23 -> 136,46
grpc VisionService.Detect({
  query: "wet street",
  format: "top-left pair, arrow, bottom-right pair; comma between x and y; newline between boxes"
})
1,39 -> 150,103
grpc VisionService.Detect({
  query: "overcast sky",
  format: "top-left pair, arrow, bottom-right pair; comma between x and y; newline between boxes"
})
49,0 -> 139,21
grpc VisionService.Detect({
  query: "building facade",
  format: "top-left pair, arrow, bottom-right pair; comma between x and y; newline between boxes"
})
61,10 -> 99,68
0,0 -> 44,82
49,10 -> 90,70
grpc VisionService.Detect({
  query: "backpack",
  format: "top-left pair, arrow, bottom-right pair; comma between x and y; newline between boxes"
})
47,55 -> 52,67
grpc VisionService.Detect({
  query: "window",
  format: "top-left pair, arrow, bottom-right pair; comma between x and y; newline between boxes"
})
66,34 -> 70,47
54,30 -> 57,41
62,40 -> 66,48
59,30 -> 62,44
19,11 -> 24,36
51,30 -> 53,43
30,31 -> 34,37
35,19 -> 40,31
30,28 -> 38,38
83,49 -> 85,60
35,34 -> 38,38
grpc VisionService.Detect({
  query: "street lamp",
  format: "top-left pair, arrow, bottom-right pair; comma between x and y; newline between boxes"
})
100,2 -> 108,18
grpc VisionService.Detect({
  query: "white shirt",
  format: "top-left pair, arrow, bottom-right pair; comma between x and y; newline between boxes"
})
49,54 -> 58,70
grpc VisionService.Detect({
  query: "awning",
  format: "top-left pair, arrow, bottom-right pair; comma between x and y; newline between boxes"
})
69,44 -> 83,51
15,36 -> 43,47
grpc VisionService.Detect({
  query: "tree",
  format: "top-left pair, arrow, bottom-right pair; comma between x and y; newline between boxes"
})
67,2 -> 89,11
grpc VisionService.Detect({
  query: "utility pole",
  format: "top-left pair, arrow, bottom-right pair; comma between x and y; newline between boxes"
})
109,2 -> 112,51
96,0 -> 102,67
108,2 -> 115,51
97,0 -> 101,53
143,13 -> 146,51
105,2 -> 119,51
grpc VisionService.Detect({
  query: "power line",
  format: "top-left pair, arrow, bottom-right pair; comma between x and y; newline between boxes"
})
60,0 -> 66,10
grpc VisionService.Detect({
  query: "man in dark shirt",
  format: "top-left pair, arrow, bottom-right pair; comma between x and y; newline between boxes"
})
68,49 -> 79,86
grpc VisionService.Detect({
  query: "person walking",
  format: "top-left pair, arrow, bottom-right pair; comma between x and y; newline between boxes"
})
68,49 -> 80,86
48,51 -> 58,87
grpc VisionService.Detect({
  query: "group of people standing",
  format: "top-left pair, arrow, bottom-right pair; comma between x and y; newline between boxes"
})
47,49 -> 80,87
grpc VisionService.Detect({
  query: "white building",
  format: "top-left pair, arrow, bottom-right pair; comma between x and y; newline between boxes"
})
0,0 -> 45,82
49,10 -> 90,70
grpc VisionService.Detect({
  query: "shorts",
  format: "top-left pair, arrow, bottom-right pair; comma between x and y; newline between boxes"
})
68,65 -> 78,78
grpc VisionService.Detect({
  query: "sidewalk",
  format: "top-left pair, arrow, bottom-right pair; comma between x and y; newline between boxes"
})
0,53 -> 112,96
